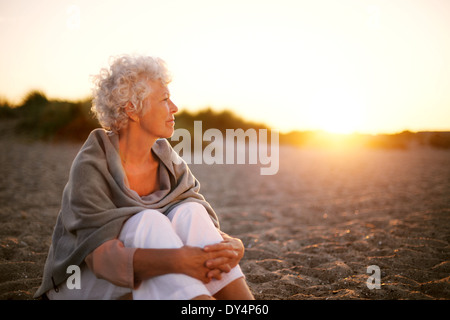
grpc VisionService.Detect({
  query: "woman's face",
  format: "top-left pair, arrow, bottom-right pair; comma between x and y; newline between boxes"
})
137,80 -> 178,139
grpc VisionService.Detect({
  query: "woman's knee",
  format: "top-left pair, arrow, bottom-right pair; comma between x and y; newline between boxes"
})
168,202 -> 212,225
120,209 -> 182,249
168,202 -> 222,246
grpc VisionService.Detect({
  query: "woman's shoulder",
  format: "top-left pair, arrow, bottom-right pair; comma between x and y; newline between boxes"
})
71,129 -> 112,170
80,128 -> 117,151
87,128 -> 112,141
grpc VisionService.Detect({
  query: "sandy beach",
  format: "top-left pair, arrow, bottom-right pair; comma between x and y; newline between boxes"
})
0,120 -> 449,300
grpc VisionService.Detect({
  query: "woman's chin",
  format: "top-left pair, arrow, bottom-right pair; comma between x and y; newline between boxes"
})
162,129 -> 175,139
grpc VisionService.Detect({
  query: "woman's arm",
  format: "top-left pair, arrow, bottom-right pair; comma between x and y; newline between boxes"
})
85,239 -> 137,288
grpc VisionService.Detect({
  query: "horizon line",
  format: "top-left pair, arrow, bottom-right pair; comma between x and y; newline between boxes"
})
1,90 -> 449,136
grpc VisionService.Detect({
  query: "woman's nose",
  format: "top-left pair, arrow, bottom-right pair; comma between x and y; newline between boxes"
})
170,99 -> 178,114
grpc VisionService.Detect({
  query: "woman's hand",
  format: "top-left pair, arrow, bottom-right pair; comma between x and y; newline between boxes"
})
177,245 -> 238,284
203,232 -> 245,280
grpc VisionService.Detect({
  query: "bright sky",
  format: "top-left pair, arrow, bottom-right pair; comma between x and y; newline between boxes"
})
1,0 -> 449,134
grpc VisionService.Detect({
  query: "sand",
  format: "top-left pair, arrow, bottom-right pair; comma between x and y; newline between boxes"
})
1,120 -> 449,300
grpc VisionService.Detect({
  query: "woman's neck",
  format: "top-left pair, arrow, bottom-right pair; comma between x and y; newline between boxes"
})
118,124 -> 158,167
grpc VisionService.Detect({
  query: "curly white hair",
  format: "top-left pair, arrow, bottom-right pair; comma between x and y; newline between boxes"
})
91,54 -> 172,132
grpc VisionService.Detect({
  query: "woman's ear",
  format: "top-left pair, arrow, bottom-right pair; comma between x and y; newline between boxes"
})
125,102 -> 140,123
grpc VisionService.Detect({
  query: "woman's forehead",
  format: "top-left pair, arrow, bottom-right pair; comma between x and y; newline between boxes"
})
148,79 -> 169,95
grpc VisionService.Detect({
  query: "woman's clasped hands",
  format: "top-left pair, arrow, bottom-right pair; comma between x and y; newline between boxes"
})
179,234 -> 245,284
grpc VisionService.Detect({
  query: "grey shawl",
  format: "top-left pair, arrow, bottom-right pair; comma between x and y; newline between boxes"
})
34,129 -> 219,298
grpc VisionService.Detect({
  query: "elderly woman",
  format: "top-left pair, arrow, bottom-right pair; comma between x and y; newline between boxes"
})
34,55 -> 254,300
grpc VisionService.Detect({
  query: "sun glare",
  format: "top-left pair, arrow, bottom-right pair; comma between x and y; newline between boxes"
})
307,86 -> 366,134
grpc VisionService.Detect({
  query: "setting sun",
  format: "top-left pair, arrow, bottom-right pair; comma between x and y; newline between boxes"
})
306,86 -> 366,134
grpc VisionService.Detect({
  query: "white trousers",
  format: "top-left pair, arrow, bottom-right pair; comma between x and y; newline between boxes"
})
47,202 -> 244,300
